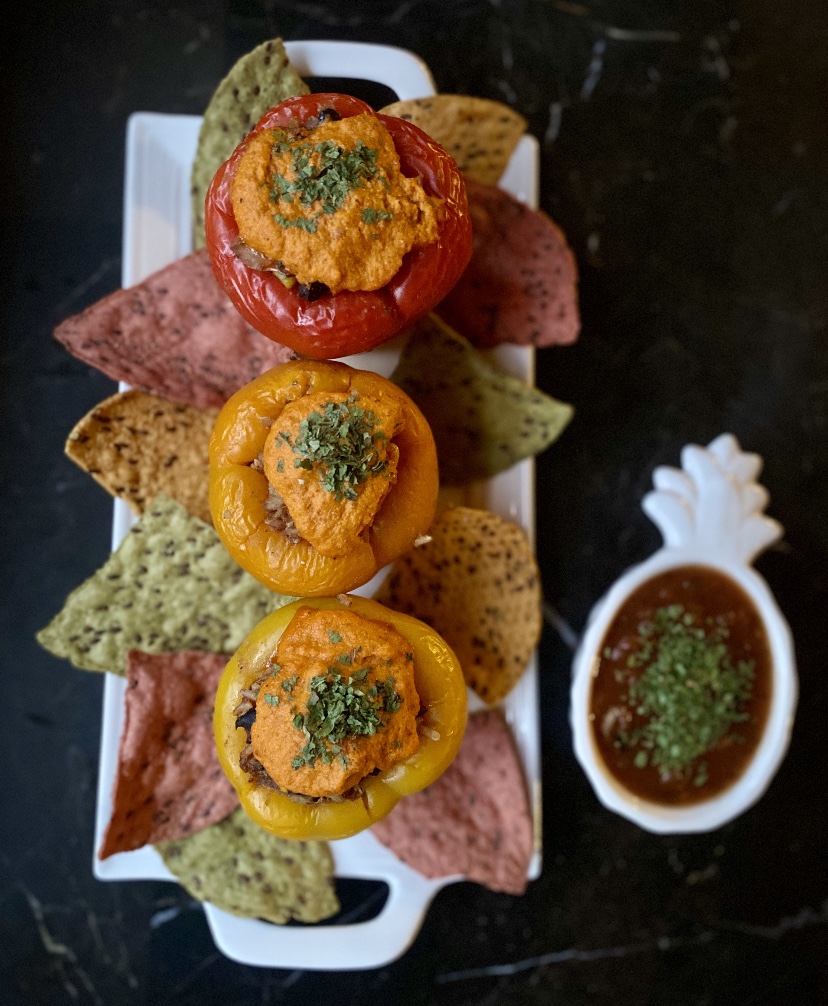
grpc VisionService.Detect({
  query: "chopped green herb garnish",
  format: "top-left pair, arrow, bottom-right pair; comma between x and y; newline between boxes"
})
276,459 -> 284,473
268,135 -> 380,217
264,693 -> 280,707
290,667 -> 403,770
380,677 -> 403,714
616,604 -> 755,776
281,396 -> 389,501
273,213 -> 318,233
281,674 -> 299,692
328,630 -> 342,644
269,134 -> 293,156
362,207 -> 394,225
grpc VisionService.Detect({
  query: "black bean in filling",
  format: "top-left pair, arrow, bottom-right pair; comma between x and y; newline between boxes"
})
297,281 -> 330,302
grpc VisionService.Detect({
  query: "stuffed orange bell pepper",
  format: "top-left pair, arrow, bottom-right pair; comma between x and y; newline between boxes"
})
214,595 -> 467,840
209,358 -> 439,596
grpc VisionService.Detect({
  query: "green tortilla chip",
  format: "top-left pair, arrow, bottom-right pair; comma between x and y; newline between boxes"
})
191,38 -> 309,249
392,314 -> 574,485
156,808 -> 340,924
36,495 -> 294,674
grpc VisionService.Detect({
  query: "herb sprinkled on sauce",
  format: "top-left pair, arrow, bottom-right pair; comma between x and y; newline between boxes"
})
290,665 -> 403,770
591,566 -> 772,805
269,135 -> 381,219
362,207 -> 394,224
230,112 -> 441,295
611,604 -> 755,786
272,213 -> 318,233
284,396 -> 389,501
262,389 -> 404,559
247,607 -> 421,799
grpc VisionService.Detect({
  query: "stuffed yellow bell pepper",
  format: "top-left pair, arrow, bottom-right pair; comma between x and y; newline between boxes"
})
214,595 -> 467,840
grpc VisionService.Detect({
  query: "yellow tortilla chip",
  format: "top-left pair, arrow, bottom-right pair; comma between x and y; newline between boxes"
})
374,506 -> 542,705
64,389 -> 217,524
379,94 -> 527,184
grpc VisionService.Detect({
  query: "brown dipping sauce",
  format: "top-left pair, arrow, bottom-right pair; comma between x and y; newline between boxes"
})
590,565 -> 773,805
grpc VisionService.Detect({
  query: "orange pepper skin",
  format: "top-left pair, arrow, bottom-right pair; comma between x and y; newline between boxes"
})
213,595 -> 468,840
208,360 -> 438,596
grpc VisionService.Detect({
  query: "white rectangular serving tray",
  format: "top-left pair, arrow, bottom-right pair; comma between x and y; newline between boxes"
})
93,40 -> 542,970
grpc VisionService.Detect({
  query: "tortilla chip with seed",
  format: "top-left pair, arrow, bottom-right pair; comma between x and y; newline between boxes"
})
99,650 -> 238,859
372,710 -> 533,895
380,94 -> 527,185
65,389 -> 217,524
156,807 -> 339,924
436,179 -> 580,349
53,248 -> 295,410
392,314 -> 573,485
36,495 -> 294,674
191,38 -> 309,249
374,506 -> 542,705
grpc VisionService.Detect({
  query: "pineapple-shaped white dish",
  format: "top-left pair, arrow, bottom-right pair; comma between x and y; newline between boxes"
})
570,433 -> 797,833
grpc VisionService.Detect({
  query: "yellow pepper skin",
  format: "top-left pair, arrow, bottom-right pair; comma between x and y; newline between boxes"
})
214,595 -> 468,840
209,359 -> 439,596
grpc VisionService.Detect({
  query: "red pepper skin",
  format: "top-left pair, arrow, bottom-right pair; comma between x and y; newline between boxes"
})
204,93 -> 473,360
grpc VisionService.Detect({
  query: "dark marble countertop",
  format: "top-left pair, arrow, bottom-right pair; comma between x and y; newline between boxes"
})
3,1 -> 827,1003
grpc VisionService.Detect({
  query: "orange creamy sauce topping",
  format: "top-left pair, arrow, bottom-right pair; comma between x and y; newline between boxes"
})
262,391 -> 402,557
231,113 -> 440,293
250,607 -> 421,798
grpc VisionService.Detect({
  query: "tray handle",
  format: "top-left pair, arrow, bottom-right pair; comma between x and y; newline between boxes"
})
284,40 -> 436,101
203,869 -> 449,970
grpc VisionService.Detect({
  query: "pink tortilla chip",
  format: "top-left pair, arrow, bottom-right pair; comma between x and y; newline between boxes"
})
371,710 -> 533,894
54,249 -> 295,409
436,179 -> 580,348
98,649 -> 239,859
